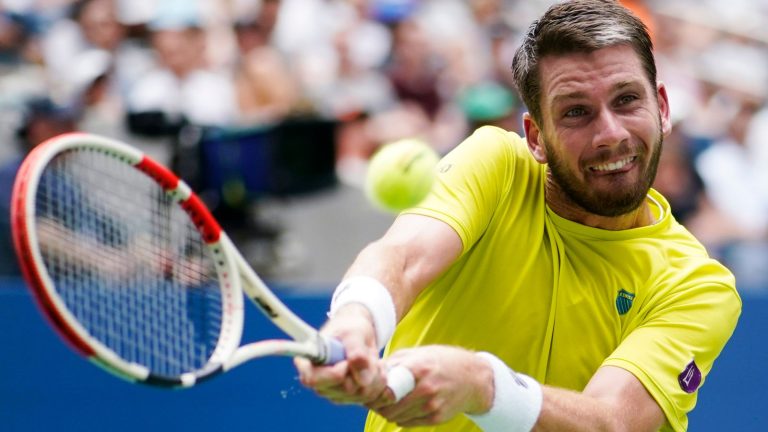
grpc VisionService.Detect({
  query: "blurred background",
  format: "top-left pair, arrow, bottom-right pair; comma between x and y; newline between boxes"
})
0,0 -> 766,430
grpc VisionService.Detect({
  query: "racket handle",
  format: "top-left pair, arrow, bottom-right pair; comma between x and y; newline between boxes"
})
324,337 -> 347,365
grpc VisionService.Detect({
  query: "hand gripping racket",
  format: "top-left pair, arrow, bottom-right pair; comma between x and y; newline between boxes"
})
11,132 -> 414,399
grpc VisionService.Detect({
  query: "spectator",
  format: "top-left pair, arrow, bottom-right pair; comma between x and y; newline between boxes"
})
232,0 -> 299,125
651,125 -> 704,225
125,1 -> 237,164
385,19 -> 443,128
458,80 -> 520,132
0,97 -> 78,276
327,23 -> 400,186
684,41 -> 768,252
42,0 -> 124,96
0,10 -> 37,65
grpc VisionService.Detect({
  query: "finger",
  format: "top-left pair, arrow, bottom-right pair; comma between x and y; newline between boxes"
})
375,383 -> 445,426
365,393 -> 395,411
347,354 -> 376,387
315,385 -> 365,404
295,358 -> 349,390
384,347 -> 416,362
349,363 -> 394,404
294,357 -> 313,386
342,331 -> 381,386
294,357 -> 311,374
301,363 -> 382,398
382,401 -> 437,428
297,355 -> 386,404
366,368 -> 414,410
317,375 -> 386,405
377,398 -> 439,427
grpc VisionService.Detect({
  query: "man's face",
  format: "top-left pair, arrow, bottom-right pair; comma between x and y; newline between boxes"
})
525,45 -> 671,217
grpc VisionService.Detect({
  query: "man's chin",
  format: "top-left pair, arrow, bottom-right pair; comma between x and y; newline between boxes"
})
582,192 -> 647,217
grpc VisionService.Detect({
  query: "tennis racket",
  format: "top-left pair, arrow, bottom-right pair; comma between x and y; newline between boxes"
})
11,132 -> 414,399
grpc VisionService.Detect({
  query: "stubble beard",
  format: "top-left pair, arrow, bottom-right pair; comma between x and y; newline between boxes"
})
545,124 -> 663,218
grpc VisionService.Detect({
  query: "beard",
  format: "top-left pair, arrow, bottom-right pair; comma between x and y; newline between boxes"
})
544,121 -> 663,218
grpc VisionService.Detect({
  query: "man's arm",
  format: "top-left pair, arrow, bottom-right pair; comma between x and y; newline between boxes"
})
536,365 -> 666,431
342,213 -> 463,320
295,213 -> 463,403
375,346 -> 666,432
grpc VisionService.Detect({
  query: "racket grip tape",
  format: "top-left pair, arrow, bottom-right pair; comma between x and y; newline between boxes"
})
324,337 -> 347,364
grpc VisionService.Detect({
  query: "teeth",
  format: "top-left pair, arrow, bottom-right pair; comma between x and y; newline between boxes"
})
592,157 -> 634,172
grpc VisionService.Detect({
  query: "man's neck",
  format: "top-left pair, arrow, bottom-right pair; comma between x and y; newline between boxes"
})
545,186 -> 657,231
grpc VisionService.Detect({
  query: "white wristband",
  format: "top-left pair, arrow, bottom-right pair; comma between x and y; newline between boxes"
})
329,276 -> 397,351
466,352 -> 543,432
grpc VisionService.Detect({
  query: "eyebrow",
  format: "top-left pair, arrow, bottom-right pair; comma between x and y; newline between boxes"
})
551,91 -> 588,107
550,80 -> 644,106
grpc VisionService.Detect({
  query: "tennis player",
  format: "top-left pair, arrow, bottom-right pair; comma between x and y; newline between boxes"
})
295,1 -> 740,431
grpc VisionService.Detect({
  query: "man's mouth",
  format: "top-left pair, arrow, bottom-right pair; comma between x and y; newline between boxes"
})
589,156 -> 636,173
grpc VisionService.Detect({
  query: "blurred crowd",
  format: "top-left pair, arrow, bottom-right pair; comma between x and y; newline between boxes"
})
0,0 -> 767,291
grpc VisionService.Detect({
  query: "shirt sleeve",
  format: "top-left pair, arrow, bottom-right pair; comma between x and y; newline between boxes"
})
603,260 -> 741,431
406,126 -> 531,254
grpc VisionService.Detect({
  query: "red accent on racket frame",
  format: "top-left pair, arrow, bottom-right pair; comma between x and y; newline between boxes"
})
180,193 -> 222,244
135,156 -> 180,190
10,144 -> 97,358
135,155 -> 221,243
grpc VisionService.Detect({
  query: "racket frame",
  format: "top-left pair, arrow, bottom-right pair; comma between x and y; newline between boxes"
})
11,132 -> 335,388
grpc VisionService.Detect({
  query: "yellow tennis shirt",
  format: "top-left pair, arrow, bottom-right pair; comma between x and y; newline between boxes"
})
365,126 -> 741,432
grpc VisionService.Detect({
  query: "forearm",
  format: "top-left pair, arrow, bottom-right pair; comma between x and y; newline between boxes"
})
532,364 -> 666,432
469,357 -> 665,432
339,214 -> 463,321
342,239 -> 422,320
534,386 -> 624,432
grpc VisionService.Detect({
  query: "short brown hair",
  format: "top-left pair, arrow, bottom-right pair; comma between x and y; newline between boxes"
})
511,0 -> 655,125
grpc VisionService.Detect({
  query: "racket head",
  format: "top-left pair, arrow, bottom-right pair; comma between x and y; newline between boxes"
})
12,132 -> 244,387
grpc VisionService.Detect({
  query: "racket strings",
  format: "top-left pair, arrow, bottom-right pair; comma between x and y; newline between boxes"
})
35,149 -> 224,377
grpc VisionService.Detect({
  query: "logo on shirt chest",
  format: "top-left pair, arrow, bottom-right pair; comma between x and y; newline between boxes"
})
615,289 -> 635,315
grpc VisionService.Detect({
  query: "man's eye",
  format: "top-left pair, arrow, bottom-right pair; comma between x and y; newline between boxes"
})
618,94 -> 639,105
565,107 -> 586,117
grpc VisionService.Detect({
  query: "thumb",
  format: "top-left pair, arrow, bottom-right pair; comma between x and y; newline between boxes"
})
344,332 -> 379,387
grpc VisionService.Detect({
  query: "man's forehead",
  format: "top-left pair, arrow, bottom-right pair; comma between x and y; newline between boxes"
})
538,46 -> 648,100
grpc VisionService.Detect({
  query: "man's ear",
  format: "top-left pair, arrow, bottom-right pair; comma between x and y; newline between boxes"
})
657,82 -> 672,136
523,113 -> 547,164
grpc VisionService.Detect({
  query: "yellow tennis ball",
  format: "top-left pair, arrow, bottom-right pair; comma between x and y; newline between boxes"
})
365,138 -> 439,213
